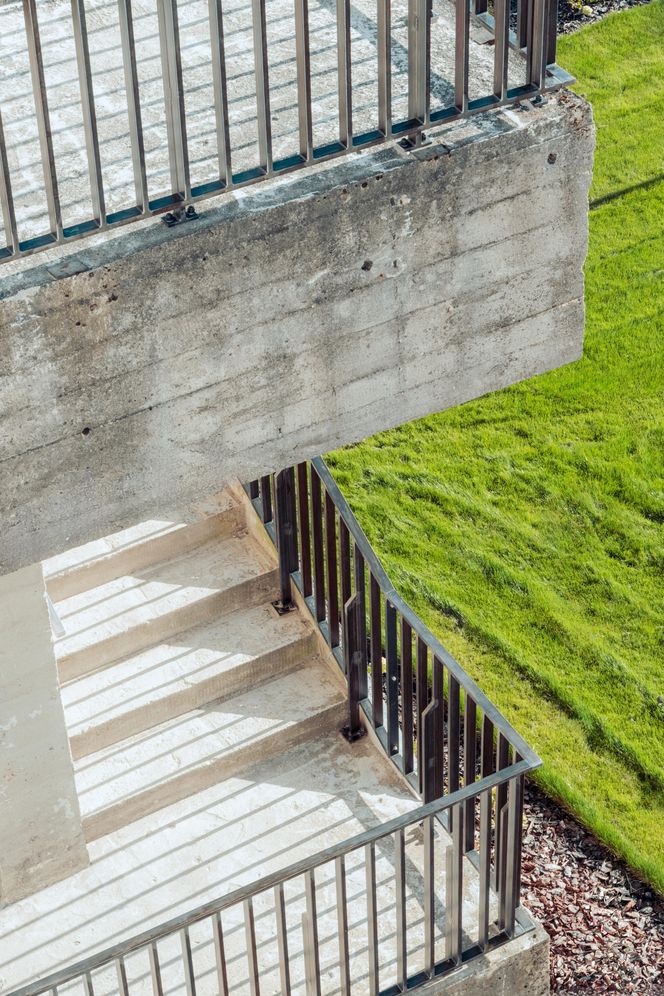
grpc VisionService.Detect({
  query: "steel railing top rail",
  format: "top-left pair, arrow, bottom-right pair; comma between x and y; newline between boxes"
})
310,457 -> 542,771
6,759 -> 530,996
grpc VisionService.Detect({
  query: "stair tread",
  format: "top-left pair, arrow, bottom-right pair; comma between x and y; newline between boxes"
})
74,658 -> 346,821
43,491 -> 238,583
62,601 -> 313,745
54,532 -> 274,661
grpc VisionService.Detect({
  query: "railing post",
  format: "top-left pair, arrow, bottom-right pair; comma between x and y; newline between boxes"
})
408,0 -> 429,124
274,468 -> 298,612
421,698 -> 440,803
342,595 -> 366,742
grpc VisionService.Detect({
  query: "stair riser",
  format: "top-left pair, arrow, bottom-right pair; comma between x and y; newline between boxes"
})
82,700 -> 348,841
46,505 -> 246,603
69,628 -> 318,760
58,570 -> 280,684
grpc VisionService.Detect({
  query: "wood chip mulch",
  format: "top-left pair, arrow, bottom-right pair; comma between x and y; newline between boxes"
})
520,783 -> 664,994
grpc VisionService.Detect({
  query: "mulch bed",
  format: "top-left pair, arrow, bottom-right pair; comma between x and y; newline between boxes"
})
557,0 -> 652,33
520,783 -> 664,994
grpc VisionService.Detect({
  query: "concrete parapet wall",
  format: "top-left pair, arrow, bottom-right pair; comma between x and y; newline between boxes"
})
0,563 -> 88,905
0,92 -> 593,573
428,921 -> 550,995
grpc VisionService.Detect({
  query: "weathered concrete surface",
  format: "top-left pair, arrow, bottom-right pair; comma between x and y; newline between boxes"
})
0,563 -> 88,906
0,91 -> 594,573
426,922 -> 550,995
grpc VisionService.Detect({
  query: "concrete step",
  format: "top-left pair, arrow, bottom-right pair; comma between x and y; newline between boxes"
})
44,491 -> 245,603
63,602 -> 317,760
54,533 -> 278,683
75,658 -> 348,841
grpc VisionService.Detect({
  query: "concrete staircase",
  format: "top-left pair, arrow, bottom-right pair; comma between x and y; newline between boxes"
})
44,487 -> 348,842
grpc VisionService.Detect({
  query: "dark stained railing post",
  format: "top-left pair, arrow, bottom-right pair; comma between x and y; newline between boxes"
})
421,698 -> 439,803
342,595 -> 366,742
274,468 -> 298,612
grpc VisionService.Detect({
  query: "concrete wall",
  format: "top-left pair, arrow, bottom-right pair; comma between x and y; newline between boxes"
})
0,91 -> 594,574
0,564 -> 88,905
429,921 -> 550,995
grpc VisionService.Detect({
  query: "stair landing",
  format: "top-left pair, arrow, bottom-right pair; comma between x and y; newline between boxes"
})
0,486 -> 500,995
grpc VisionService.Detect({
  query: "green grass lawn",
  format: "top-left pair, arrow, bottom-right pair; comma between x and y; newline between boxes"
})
328,1 -> 664,892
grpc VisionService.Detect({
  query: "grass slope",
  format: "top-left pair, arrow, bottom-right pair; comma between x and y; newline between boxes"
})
328,2 -> 664,892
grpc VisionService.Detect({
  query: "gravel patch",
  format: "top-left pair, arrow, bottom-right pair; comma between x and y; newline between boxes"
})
521,783 -> 664,994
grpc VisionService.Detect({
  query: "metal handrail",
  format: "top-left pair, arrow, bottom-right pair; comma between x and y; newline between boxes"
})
311,457 -> 540,769
311,457 -> 542,769
7,760 -> 530,996
0,0 -> 572,265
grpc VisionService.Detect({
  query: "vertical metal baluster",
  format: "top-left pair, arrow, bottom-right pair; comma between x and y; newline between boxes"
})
83,972 -> 94,996
416,638 -> 428,795
71,0 -> 105,227
275,883 -> 291,996
156,0 -> 190,201
463,694 -> 477,852
514,756 -> 525,906
117,0 -> 149,212
517,0 -> 531,49
212,913 -> 229,996
208,0 -> 233,186
366,842 -> 379,996
245,898 -> 260,996
311,467 -> 326,622
395,828 -> 407,990
478,789 -> 491,952
529,0 -> 547,89
445,804 -> 464,965
481,714 -> 494,778
354,545 -> 368,698
498,799 -> 509,930
370,574 -> 383,728
454,0 -> 470,113
493,0 -> 509,102
504,777 -> 520,937
336,856 -> 351,996
116,957 -> 129,996
149,942 -> 164,996
400,618 -> 413,774
304,870 -> 321,996
251,0 -> 272,173
22,0 -> 62,239
336,0 -> 352,147
261,474 -> 273,523
275,467 -> 298,608
385,600 -> 399,756
432,657 -> 444,798
181,927 -> 196,996
325,492 -> 340,646
294,0 -> 312,161
546,0 -> 558,66
448,674 -> 460,795
423,815 -> 435,977
297,463 -> 313,598
408,0 -> 428,124
494,734 -> 510,892
344,595 -> 363,739
421,698 -> 438,803
377,0 -> 392,137
0,109 -> 18,254
339,519 -> 351,634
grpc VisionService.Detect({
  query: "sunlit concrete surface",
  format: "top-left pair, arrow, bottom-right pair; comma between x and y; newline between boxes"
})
0,735 -> 501,996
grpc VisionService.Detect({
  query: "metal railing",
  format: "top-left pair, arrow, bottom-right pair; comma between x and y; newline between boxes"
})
0,0 -> 572,264
7,770 -> 534,996
243,459 -> 542,976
